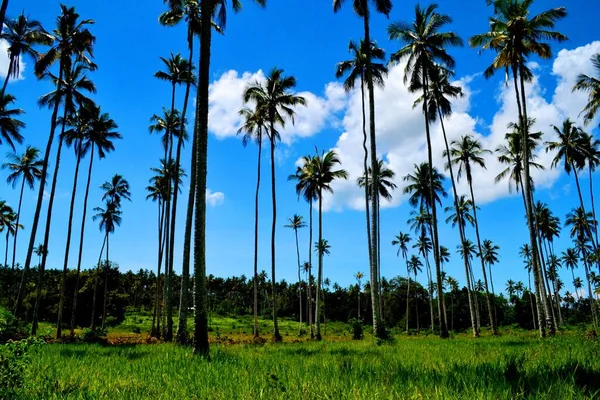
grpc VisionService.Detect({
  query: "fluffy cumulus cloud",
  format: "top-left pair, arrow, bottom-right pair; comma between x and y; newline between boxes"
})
0,40 -> 25,80
207,70 -> 346,145
320,41 -> 600,212
206,189 -> 224,206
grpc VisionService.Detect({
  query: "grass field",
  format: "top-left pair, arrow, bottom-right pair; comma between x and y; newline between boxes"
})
14,330 -> 600,399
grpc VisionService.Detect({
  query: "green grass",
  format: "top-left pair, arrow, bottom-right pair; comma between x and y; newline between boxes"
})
16,333 -> 600,399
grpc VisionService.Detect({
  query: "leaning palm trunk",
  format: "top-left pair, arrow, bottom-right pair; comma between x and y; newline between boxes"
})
307,200 -> 314,337
0,60 -> 12,98
15,62 -> 65,318
294,225 -> 303,335
405,273 -> 410,332
582,254 -> 598,327
8,176 -> 26,307
534,225 -> 557,329
152,198 -> 166,337
362,8 -> 381,338
573,168 -> 600,270
70,147 -> 96,335
269,128 -> 281,341
251,132 -> 262,338
32,128 -> 66,336
589,166 -> 599,249
439,109 -> 478,336
360,76 -> 373,291
315,190 -> 324,340
57,146 -> 83,338
101,232 -> 110,330
0,0 -> 8,40
90,236 -> 106,330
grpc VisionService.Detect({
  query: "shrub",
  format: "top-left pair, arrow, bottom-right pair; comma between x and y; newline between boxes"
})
82,328 -> 107,344
349,318 -> 363,340
0,308 -> 28,344
0,338 -> 43,397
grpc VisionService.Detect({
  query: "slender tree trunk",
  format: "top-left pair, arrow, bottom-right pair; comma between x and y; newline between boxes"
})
269,127 -> 281,342
315,190 -> 324,340
360,76 -> 373,291
152,199 -> 165,338
415,277 -> 420,334
468,180 -> 496,334
439,112 -> 478,337
8,178 -> 25,307
294,227 -> 303,335
357,280 -> 361,319
572,269 -> 580,301
362,9 -> 381,338
0,0 -> 9,39
583,255 -> 598,327
527,271 -> 537,330
0,60 -> 12,98
422,69 -> 448,338
101,232 -> 109,330
15,62 -> 64,318
57,150 -> 82,338
405,269 -> 410,333
307,200 -> 314,338
70,148 -> 95,335
424,253 -> 435,331
573,170 -> 600,270
590,166 -> 599,250
535,224 -> 557,329
90,236 -> 106,330
32,126 -> 66,336
251,134 -> 262,338
488,263 -> 498,328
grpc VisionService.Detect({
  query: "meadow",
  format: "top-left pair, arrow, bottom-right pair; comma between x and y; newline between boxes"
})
11,321 -> 600,400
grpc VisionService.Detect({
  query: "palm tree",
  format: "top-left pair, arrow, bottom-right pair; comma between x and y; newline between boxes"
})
336,40 -> 388,297
69,106 -> 120,335
0,94 -> 25,151
333,0 -> 393,338
547,254 -> 563,326
3,146 -> 42,306
314,238 -> 331,332
0,12 -> 53,97
243,67 -> 306,341
20,4 -> 95,322
407,254 -> 423,333
101,174 -> 132,206
573,53 -> 600,126
470,0 -> 567,337
285,214 -> 307,335
581,132 -> 600,247
154,52 -> 194,113
388,5 -> 462,339
561,247 -> 580,300
392,231 -> 411,332
447,134 -> 496,334
354,271 -> 364,319
237,104 -> 267,338
0,204 -> 18,268
413,233 -> 435,331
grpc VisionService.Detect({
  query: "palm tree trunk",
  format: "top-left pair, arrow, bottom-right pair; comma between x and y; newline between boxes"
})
357,281 -> 361,319
269,129 -> 281,342
101,232 -> 109,330
488,263 -> 498,328
440,109 -> 477,337
4,231 -> 9,270
583,255 -> 598,327
1,59 -> 13,99
70,147 -> 95,335
90,235 -> 106,330
405,272 -> 410,333
8,177 -> 25,307
57,150 -> 82,338
362,8 -> 381,338
15,61 -> 64,318
536,227 -> 557,329
294,227 -> 303,335
307,200 -> 314,338
377,199 -> 383,321
590,166 -> 600,250
467,180 -> 496,334
0,0 -> 9,39
572,269 -> 580,301
163,192 -> 172,340
515,64 -> 549,337
32,126 -> 66,336
192,0 -> 211,357
424,254 -> 435,331
251,135 -> 262,338
422,69 -> 448,338
414,278 -> 420,334
152,199 -> 165,338
573,169 -> 600,269
360,76 -> 373,289
315,190 -> 324,341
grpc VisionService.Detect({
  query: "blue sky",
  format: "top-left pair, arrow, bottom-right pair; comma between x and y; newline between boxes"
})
2,0 -> 599,296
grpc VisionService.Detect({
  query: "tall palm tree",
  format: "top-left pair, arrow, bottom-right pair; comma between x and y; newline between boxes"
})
69,106 -> 120,335
314,238 -> 331,333
192,0 -> 266,357
470,0 -> 567,337
407,254 -> 423,333
392,231 -> 411,332
237,104 -> 267,338
19,4 -> 95,321
243,67 -> 306,341
447,134 -> 496,334
304,149 -> 347,340
0,94 -> 25,150
0,12 -> 53,97
573,53 -> 600,126
285,214 -> 307,335
581,132 -> 600,247
2,146 -> 42,306
388,3 -> 462,339
333,0 -> 393,339
413,233 -> 435,331
336,39 -> 388,297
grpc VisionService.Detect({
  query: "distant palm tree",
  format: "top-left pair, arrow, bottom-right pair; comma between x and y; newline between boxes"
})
0,12 -> 53,97
243,67 -> 306,341
3,146 -> 42,306
0,204 -> 19,269
0,94 -> 25,151
573,53 -> 600,126
413,233 -> 434,331
238,104 -> 267,338
561,247 -> 580,301
392,231 -> 411,332
407,254 -> 423,333
354,271 -> 364,319
285,214 -> 307,335
581,132 -> 600,247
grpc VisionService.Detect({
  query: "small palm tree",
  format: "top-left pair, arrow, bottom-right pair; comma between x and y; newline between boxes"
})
561,247 -> 580,300
392,232 -> 411,332
154,52 -> 194,113
573,53 -> 600,126
285,214 -> 307,335
407,254 -> 423,333
354,271 -> 364,319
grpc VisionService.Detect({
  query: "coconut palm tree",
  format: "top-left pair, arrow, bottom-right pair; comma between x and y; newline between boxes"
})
19,4 -> 95,321
243,67 -> 306,341
413,233 -> 435,331
392,232 -> 411,332
388,3 -> 462,339
0,12 -> 53,97
336,40 -> 388,293
354,271 -> 364,319
2,146 -> 42,306
32,62 -> 96,336
0,204 -> 17,268
237,104 -> 267,338
581,132 -> 600,247
407,254 -> 423,332
447,134 -> 496,333
561,247 -> 580,300
470,0 -> 567,337
69,106 -> 120,335
547,254 -> 563,326
333,0 -> 393,338
0,94 -> 25,151
285,214 -> 307,335
314,238 -> 331,332
573,53 -> 600,126
154,52 -> 194,113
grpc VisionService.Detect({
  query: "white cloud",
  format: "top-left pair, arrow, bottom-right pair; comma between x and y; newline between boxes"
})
207,69 -> 346,145
206,189 -> 224,206
0,39 -> 25,81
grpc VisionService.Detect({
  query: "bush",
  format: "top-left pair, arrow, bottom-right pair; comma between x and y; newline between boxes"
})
104,316 -> 118,328
349,318 -> 363,340
0,308 -> 28,344
82,328 -> 107,344
0,338 -> 42,397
